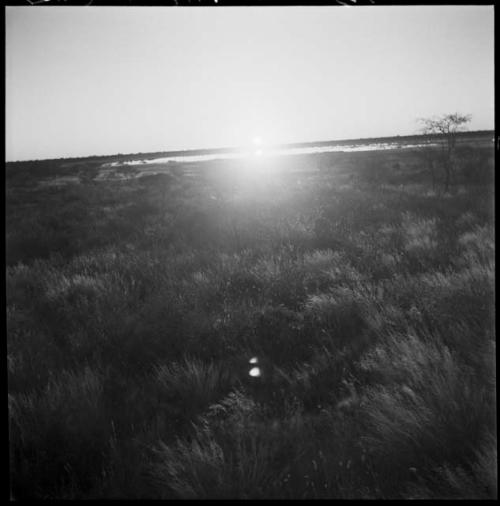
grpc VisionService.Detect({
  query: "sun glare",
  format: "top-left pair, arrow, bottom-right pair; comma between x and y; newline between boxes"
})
236,134 -> 274,179
251,136 -> 265,158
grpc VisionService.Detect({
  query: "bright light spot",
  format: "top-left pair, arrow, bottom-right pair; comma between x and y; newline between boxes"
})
253,136 -> 262,146
249,367 -> 261,377
255,149 -> 263,157
249,357 -> 258,364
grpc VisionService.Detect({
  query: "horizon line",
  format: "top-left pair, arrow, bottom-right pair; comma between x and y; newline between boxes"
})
6,128 -> 494,164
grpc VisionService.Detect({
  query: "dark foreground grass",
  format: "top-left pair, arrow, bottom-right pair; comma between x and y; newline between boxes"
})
7,145 -> 496,499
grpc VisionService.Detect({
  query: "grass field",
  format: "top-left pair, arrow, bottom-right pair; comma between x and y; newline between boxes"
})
7,136 -> 496,499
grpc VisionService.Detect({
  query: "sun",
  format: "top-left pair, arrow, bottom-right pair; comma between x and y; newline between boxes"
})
251,136 -> 265,157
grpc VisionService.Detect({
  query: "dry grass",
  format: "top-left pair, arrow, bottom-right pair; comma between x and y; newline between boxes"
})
7,144 -> 495,498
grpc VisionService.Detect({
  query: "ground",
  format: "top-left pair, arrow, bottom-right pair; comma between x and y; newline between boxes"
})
7,135 -> 496,499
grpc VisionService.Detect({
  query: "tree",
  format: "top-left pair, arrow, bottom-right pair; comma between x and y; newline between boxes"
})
418,113 -> 471,192
416,145 -> 439,191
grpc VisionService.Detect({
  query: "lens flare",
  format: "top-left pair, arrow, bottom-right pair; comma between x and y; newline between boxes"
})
249,367 -> 261,377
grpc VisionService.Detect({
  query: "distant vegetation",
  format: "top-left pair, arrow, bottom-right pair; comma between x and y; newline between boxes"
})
418,113 -> 475,193
7,134 -> 495,499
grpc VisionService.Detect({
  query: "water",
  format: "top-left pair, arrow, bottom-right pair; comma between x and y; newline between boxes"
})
103,142 -> 438,168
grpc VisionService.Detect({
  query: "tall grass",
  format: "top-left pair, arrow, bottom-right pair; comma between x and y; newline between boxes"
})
7,143 -> 495,498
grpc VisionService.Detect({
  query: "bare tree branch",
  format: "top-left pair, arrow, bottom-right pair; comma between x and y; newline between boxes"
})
416,113 -> 471,193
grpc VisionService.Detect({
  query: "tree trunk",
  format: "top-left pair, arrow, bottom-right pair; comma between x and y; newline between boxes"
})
428,159 -> 436,190
444,160 -> 451,193
443,135 -> 455,193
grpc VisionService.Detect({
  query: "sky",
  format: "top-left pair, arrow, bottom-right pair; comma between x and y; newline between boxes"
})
6,5 -> 495,161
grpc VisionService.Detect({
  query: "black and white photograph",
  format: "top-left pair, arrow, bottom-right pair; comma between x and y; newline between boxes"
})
6,2 -> 495,500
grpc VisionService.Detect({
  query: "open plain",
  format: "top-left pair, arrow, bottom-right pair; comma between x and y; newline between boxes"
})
7,133 -> 495,499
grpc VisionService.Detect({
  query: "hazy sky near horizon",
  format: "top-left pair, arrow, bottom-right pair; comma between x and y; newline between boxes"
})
6,6 -> 494,161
